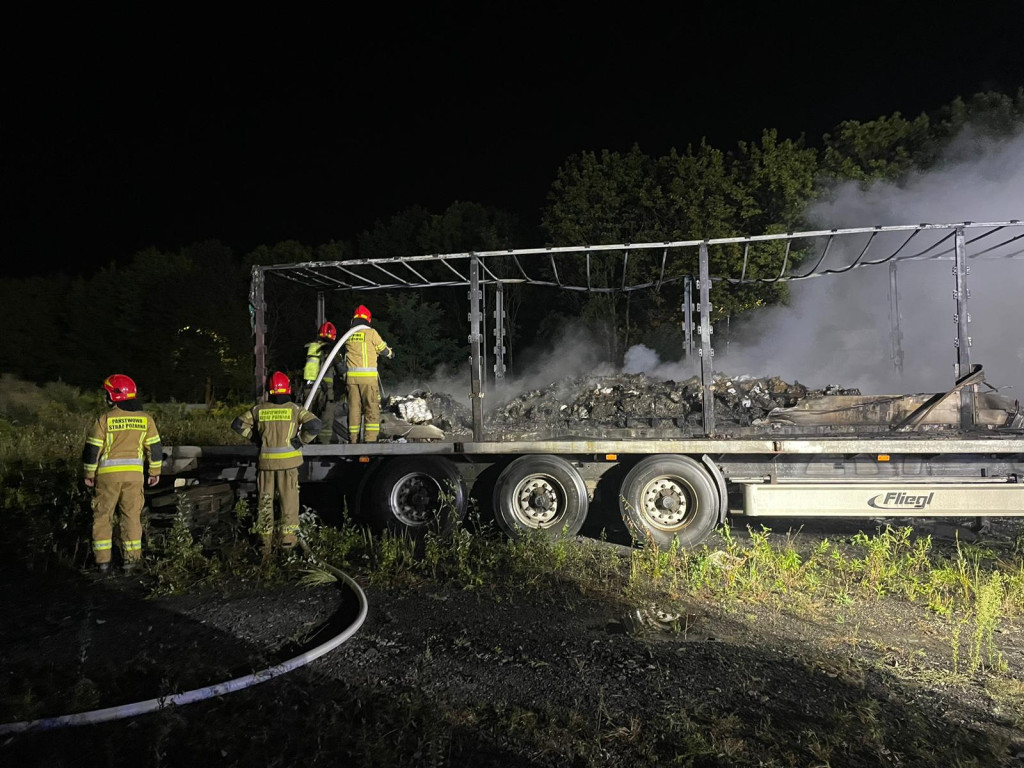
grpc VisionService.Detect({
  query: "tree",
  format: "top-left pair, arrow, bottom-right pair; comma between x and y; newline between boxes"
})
539,134 -> 819,362
374,293 -> 461,385
539,145 -> 666,361
244,240 -> 318,385
0,276 -> 70,383
353,202 -> 523,378
168,241 -> 251,403
820,112 -> 931,182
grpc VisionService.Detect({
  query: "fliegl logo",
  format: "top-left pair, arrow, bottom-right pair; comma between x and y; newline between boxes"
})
867,491 -> 935,510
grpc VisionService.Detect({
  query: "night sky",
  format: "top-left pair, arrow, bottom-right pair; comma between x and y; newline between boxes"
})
3,7 -> 1022,279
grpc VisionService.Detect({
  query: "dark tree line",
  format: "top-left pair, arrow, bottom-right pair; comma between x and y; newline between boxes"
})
2,90 -> 1020,403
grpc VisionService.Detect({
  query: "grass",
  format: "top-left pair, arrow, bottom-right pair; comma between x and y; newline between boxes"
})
3,375 -> 1024,766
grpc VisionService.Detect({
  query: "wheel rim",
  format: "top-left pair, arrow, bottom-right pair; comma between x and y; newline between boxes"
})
510,474 -> 561,528
389,472 -> 442,527
638,476 -> 693,531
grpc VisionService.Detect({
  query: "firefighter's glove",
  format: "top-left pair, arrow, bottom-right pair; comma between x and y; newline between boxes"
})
386,349 -> 395,360
290,436 -> 303,451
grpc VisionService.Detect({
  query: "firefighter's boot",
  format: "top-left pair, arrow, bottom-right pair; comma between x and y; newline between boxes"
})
260,535 -> 274,562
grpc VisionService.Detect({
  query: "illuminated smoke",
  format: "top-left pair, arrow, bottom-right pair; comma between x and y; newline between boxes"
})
715,126 -> 1024,394
404,125 -> 1024,404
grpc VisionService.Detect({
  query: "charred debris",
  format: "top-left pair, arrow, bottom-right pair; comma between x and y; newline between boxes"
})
374,372 -> 1019,441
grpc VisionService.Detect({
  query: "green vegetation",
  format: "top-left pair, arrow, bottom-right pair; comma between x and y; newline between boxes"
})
2,90 -> 1021,401
4,79 -> 1024,760
2,383 -> 1023,766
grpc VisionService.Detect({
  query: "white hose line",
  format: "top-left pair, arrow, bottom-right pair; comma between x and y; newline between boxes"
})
303,324 -> 368,412
0,557 -> 367,735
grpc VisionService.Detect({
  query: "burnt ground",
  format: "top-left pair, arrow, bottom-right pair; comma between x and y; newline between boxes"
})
1,516 -> 1023,768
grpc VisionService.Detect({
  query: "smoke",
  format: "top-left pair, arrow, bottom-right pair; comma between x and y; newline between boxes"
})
402,125 -> 1024,405
393,320 -> 620,412
716,126 -> 1024,394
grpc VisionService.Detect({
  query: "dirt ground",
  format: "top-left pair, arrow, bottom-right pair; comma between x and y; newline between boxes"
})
2,517 -> 1023,768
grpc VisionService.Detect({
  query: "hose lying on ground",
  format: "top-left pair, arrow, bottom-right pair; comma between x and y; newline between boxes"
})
0,541 -> 367,735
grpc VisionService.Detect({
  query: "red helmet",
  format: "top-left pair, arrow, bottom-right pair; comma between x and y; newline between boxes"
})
318,321 -> 337,341
103,374 -> 137,402
268,371 -> 292,395
353,305 -> 371,322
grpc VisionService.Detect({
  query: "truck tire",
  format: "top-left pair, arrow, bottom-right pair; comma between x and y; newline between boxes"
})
362,456 -> 467,537
492,455 -> 588,540
618,455 -> 719,549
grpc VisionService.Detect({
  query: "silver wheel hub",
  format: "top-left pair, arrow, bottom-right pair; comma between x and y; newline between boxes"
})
513,476 -> 560,527
640,478 -> 688,529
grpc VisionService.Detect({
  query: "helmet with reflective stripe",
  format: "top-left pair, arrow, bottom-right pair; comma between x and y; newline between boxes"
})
103,374 -> 137,402
353,305 -> 371,322
318,321 -> 337,341
268,371 -> 292,395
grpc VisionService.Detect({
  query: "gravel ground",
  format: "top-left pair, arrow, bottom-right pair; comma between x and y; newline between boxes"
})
2,518 -> 1024,767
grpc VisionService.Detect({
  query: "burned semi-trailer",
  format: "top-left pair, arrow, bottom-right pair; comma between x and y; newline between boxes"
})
160,221 -> 1024,549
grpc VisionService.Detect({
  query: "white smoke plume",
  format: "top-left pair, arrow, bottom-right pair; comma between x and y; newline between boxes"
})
405,125 -> 1024,406
392,320 -> 620,412
700,126 -> 1024,395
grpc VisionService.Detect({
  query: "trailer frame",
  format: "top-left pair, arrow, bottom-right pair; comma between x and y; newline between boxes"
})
192,221 -> 1024,548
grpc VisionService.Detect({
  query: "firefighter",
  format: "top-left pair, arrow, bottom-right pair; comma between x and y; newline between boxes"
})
82,374 -> 162,574
301,321 -> 347,443
231,371 -> 322,557
344,304 -> 394,443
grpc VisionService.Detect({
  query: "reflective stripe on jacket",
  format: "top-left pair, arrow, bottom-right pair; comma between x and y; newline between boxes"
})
82,407 -> 162,479
344,328 -> 392,378
232,402 -> 321,470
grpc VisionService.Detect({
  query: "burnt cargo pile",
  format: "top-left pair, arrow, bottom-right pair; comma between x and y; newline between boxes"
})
381,373 -> 871,441
484,373 -> 862,439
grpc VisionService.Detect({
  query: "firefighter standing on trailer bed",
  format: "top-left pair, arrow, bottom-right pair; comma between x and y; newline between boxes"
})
82,374 -> 162,574
301,320 -> 348,443
232,372 -> 321,557
344,304 -> 393,443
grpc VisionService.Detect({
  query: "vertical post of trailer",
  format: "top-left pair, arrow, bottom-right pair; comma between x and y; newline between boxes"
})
493,282 -> 506,382
316,291 -> 325,330
698,242 -> 716,435
683,276 -> 694,369
481,281 -> 488,390
250,266 -> 267,403
953,226 -> 975,428
888,261 -> 904,377
469,254 -> 484,440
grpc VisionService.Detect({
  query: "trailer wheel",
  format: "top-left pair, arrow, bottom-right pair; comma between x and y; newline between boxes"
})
618,455 -> 719,549
363,456 -> 467,537
492,455 -> 588,540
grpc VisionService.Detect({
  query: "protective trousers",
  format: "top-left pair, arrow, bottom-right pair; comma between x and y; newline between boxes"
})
256,468 -> 300,553
91,476 -> 145,565
347,379 -> 380,443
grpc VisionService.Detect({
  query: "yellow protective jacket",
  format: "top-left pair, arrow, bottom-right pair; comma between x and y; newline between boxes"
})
344,326 -> 393,381
304,340 -> 346,384
231,400 -> 322,471
82,405 -> 162,480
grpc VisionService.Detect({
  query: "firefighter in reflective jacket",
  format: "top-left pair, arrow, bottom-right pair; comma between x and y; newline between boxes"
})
81,374 -> 162,573
302,320 -> 347,442
344,304 -> 394,443
232,371 -> 322,556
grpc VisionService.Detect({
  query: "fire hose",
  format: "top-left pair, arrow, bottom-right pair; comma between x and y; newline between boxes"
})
0,540 -> 367,735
